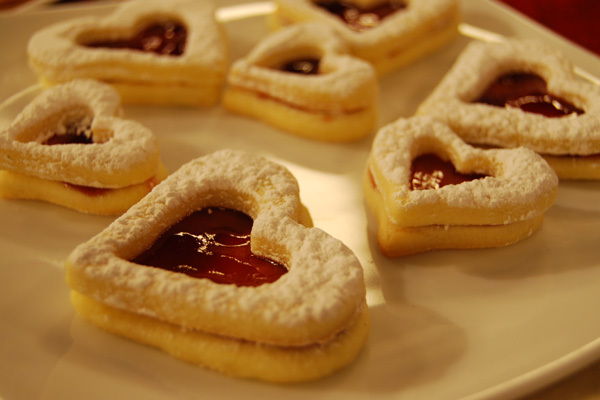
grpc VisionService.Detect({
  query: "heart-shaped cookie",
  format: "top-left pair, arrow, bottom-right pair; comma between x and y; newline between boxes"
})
27,0 -> 228,106
417,38 -> 600,180
65,149 -> 369,382
223,22 -> 377,142
364,116 -> 558,256
0,79 -> 165,214
272,0 -> 460,75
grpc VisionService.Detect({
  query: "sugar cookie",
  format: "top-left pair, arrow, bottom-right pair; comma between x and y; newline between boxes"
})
0,80 -> 165,215
364,116 -> 558,256
27,0 -> 228,106
66,149 -> 369,382
272,0 -> 460,75
223,23 -> 378,142
417,39 -> 600,180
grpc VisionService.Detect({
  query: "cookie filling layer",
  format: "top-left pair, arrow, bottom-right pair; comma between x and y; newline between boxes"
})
42,120 -> 94,145
276,58 -> 321,75
411,154 -> 487,190
477,73 -> 584,117
314,0 -> 407,32
133,207 -> 288,287
84,20 -> 187,56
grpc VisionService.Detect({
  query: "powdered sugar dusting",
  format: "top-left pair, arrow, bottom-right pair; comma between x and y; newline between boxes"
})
417,38 -> 600,155
369,116 -> 558,226
0,79 -> 159,188
274,0 -> 459,57
27,0 -> 227,87
67,149 -> 366,346
226,22 -> 377,112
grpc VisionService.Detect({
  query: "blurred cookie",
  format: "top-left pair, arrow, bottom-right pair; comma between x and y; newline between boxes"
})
223,23 -> 377,142
27,0 -> 228,106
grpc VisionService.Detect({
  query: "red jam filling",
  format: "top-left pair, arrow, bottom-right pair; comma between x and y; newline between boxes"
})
411,154 -> 487,190
42,121 -> 93,145
277,58 -> 320,75
314,0 -> 407,31
132,207 -> 288,287
85,20 -> 187,56
477,73 -> 584,117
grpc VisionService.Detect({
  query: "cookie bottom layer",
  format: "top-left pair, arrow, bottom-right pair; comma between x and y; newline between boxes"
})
223,87 -> 377,142
39,77 -> 222,107
364,170 -> 545,257
365,15 -> 460,76
70,290 -> 370,383
542,154 -> 600,180
0,163 -> 167,215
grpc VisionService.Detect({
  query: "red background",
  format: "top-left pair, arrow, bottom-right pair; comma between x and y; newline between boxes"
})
497,0 -> 600,57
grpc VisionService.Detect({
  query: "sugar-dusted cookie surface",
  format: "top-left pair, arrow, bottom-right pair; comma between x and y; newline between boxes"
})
223,22 -> 378,142
272,0 -> 460,75
417,38 -> 600,180
27,0 -> 227,106
0,79 -> 166,215
364,116 -> 558,256
66,149 -> 369,382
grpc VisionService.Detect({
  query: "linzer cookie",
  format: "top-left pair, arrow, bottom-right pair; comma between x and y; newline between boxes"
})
272,0 -> 460,75
417,39 -> 600,180
0,80 -> 166,215
27,0 -> 227,106
364,116 -> 558,256
65,149 -> 369,382
223,23 -> 377,142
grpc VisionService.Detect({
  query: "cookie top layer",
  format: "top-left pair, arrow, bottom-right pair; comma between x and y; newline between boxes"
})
0,79 -> 159,188
66,149 -> 366,347
227,22 -> 377,112
274,0 -> 460,58
417,38 -> 600,155
27,0 -> 227,86
367,116 -> 558,227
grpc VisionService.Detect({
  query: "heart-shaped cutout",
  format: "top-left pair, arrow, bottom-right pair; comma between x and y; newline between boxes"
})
0,79 -> 166,214
27,0 -> 227,106
417,38 -> 600,180
65,149 -> 369,382
272,0 -> 460,75
364,116 -> 558,256
223,22 -> 378,142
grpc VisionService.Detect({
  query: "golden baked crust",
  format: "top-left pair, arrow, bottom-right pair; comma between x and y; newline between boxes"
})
66,149 -> 368,381
71,291 -> 369,383
0,163 -> 167,215
364,116 -> 558,256
417,39 -> 600,179
272,0 -> 460,75
223,23 -> 377,142
27,0 -> 228,106
0,80 -> 165,214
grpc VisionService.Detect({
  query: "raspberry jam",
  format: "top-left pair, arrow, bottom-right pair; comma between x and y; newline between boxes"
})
477,73 -> 584,117
85,20 -> 187,56
411,154 -> 487,190
278,58 -> 320,75
42,121 -> 93,145
133,207 -> 288,287
314,0 -> 407,31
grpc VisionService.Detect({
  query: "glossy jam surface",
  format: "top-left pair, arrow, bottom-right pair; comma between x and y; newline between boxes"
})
133,207 -> 288,287
314,0 -> 407,31
477,73 -> 584,117
411,154 -> 487,190
277,58 -> 320,75
85,20 -> 187,56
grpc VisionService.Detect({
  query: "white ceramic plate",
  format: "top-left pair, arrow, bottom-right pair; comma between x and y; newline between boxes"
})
1,1 -> 600,399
